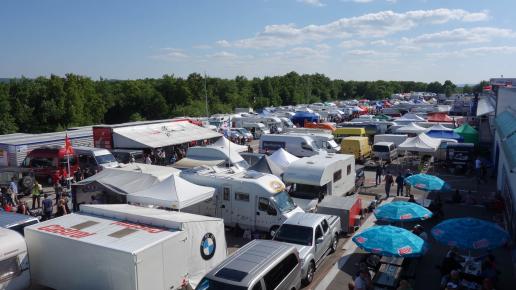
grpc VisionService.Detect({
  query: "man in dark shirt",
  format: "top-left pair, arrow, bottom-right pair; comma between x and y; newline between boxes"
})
395,173 -> 404,196
375,163 -> 383,186
42,193 -> 53,221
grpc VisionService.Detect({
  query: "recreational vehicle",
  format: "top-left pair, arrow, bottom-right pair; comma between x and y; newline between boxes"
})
283,154 -> 356,212
284,132 -> 341,153
0,228 -> 30,290
181,166 -> 303,237
259,134 -> 322,157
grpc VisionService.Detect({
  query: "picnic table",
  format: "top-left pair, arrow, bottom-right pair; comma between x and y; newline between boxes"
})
373,263 -> 402,289
380,256 -> 404,266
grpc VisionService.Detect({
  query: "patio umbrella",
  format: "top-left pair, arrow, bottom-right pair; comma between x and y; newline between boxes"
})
352,225 -> 428,257
405,174 -> 448,191
374,201 -> 433,222
431,218 -> 509,250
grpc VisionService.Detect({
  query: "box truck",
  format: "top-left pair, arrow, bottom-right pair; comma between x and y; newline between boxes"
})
24,204 -> 227,290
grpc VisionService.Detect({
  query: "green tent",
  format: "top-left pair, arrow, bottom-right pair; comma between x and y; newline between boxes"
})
454,124 -> 479,144
375,114 -> 393,121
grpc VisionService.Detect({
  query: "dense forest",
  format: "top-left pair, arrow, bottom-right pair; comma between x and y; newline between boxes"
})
0,72 -> 486,134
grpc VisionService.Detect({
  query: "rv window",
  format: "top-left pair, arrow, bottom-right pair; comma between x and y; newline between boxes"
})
235,192 -> 249,202
333,170 -> 342,182
263,253 -> 299,290
223,188 -> 230,201
0,256 -> 21,283
347,165 -> 352,175
258,197 -> 269,211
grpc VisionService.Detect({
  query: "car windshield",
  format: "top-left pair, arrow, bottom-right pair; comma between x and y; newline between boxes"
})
271,191 -> 297,213
274,224 -> 313,246
373,145 -> 389,152
96,154 -> 117,164
289,184 -> 324,200
328,140 -> 338,148
196,278 -> 247,290
284,119 -> 294,127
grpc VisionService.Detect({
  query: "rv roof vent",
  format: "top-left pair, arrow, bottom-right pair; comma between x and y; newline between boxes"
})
71,221 -> 99,230
306,161 -> 315,164
215,268 -> 248,282
109,228 -> 138,238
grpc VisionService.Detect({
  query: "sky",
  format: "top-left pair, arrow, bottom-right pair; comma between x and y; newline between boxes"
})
1,0 -> 515,83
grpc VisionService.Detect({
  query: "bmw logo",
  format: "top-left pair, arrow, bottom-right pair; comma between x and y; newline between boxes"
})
200,233 -> 216,260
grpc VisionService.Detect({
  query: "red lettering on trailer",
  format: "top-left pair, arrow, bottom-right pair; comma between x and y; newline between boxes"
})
111,221 -> 164,233
38,225 -> 95,239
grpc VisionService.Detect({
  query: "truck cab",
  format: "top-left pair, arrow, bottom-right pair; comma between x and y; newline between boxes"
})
273,212 -> 341,285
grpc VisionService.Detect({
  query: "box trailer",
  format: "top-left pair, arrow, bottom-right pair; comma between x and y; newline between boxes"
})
316,195 -> 361,234
24,204 -> 227,290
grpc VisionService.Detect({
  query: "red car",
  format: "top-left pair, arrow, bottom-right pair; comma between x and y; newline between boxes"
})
21,146 -> 78,184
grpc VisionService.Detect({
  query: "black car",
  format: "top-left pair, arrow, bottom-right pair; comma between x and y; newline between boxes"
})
0,167 -> 35,196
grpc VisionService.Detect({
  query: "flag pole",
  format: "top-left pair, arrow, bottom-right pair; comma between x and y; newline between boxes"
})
66,132 -> 71,191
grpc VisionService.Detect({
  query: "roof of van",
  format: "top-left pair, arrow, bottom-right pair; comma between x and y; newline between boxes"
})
342,136 -> 369,141
373,142 -> 395,146
207,239 -> 297,287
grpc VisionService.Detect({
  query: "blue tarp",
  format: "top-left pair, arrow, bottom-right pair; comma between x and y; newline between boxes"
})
291,111 -> 319,126
426,130 -> 464,142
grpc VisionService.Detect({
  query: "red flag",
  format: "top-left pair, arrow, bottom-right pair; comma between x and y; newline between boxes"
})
65,134 -> 74,155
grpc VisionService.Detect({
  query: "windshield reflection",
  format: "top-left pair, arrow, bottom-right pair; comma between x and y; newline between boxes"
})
271,191 -> 297,213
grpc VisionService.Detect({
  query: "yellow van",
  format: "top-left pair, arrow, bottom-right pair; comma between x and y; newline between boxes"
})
340,136 -> 371,162
333,127 -> 366,143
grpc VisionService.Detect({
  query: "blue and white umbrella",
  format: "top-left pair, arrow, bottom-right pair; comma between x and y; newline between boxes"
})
352,225 -> 428,257
374,201 -> 433,222
405,174 -> 448,191
431,218 -> 509,250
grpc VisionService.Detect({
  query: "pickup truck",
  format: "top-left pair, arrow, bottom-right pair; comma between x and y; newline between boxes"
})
272,212 -> 341,285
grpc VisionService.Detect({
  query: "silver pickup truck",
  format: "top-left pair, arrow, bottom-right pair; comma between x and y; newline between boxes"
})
272,212 -> 341,285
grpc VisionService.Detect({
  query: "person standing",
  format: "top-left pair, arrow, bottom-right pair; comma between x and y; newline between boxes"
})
404,169 -> 413,196
9,177 -> 18,205
384,172 -> 394,198
375,163 -> 383,186
475,157 -> 482,184
395,173 -> 404,196
145,154 -> 152,165
42,194 -> 53,221
56,198 -> 68,217
31,181 -> 42,209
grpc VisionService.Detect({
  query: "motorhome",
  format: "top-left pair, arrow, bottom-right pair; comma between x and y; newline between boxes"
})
373,134 -> 408,148
333,127 -> 366,143
25,204 -> 227,290
372,142 -> 398,162
283,154 -> 356,212
0,228 -> 30,290
243,122 -> 269,139
74,146 -> 119,172
180,166 -> 304,237
259,134 -> 322,157
284,132 -> 341,153
233,116 -> 283,133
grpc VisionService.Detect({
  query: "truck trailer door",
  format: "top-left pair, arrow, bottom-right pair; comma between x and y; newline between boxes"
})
219,186 -> 233,227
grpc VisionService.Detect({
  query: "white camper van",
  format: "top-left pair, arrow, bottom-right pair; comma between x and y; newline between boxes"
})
181,166 -> 303,237
283,154 -> 356,212
285,132 -> 341,153
0,228 -> 30,290
24,204 -> 227,290
373,134 -> 408,156
259,134 -> 322,157
233,116 -> 283,133
74,146 -> 119,171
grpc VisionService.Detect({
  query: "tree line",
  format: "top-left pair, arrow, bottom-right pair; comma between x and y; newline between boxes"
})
0,72 -> 487,134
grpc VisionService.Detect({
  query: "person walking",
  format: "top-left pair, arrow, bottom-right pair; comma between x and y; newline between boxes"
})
384,172 -> 394,198
395,173 -> 404,196
42,194 -> 53,221
375,163 -> 383,186
31,181 -> 42,209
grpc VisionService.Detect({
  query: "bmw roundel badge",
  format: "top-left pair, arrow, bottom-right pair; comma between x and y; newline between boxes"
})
200,233 -> 216,260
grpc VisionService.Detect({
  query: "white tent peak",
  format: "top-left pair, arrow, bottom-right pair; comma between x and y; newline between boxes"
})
396,122 -> 429,134
269,148 -> 299,169
428,124 -> 453,131
399,113 -> 425,121
210,136 -> 248,153
398,133 -> 440,153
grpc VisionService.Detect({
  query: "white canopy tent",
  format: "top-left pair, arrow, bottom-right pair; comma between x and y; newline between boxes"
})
210,136 -> 248,153
396,122 -> 429,134
398,113 -> 425,121
428,124 -> 454,131
269,148 -> 299,170
127,175 -> 214,210
397,133 -> 441,153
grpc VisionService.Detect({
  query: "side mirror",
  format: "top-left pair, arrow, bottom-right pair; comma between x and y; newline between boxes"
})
316,237 -> 324,244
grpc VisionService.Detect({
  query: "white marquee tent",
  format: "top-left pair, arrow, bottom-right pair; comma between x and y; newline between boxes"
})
396,122 -> 429,134
427,124 -> 454,131
269,148 -> 299,170
397,133 -> 441,153
210,136 -> 248,153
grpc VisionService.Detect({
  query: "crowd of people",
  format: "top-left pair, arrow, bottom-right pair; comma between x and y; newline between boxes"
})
375,162 -> 414,199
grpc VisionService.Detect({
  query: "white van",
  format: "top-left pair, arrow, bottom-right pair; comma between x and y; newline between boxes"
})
0,228 -> 30,290
74,146 -> 119,171
284,132 -> 341,153
259,134 -> 322,157
181,166 -> 304,237
372,142 -> 398,162
243,122 -> 269,139
283,154 -> 355,211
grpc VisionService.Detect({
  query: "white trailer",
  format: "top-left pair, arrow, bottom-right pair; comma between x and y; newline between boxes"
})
180,166 -> 303,237
283,153 -> 356,212
24,204 -> 227,290
0,228 -> 30,290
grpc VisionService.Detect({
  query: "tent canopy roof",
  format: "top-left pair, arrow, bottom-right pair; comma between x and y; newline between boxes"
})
398,133 -> 440,153
396,122 -> 429,134
209,136 -> 248,153
248,155 -> 284,177
269,148 -> 299,169
428,124 -> 453,131
427,112 -> 453,122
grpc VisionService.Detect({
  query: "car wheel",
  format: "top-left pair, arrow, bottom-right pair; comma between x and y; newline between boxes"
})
302,261 -> 315,285
22,176 -> 34,189
330,235 -> 338,253
269,225 -> 279,238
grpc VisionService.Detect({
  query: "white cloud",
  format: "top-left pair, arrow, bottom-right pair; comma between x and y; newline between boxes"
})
352,0 -> 374,3
217,8 -> 489,49
427,46 -> 516,58
298,0 -> 326,7
402,27 -> 515,46
370,39 -> 391,46
277,44 -> 331,59
339,40 -> 366,48
151,48 -> 189,61
348,49 -> 378,56
207,51 -> 240,59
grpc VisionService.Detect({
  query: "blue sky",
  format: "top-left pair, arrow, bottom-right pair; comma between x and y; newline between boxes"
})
1,0 -> 515,83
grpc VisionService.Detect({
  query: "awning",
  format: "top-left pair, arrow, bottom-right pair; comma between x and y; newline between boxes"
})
112,121 -> 221,149
172,157 -> 225,169
127,175 -> 215,209
476,97 -> 496,117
